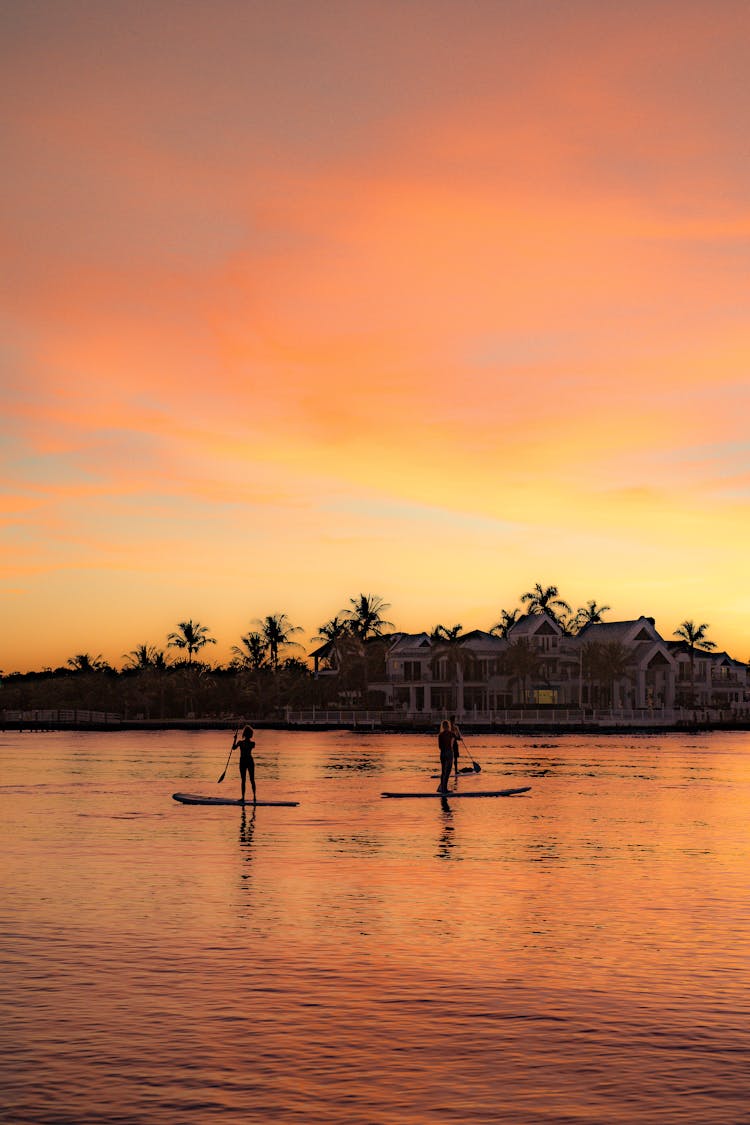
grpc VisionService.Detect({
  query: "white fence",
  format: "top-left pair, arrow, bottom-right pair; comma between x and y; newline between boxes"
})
283,707 -> 683,727
4,706 -> 743,729
2,709 -> 121,725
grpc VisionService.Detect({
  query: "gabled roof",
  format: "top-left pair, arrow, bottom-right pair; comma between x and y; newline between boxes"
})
706,649 -> 745,668
364,631 -> 399,647
578,616 -> 663,645
666,640 -> 717,659
309,631 -> 400,660
456,629 -> 505,648
386,632 -> 432,655
636,642 -> 676,669
385,629 -> 507,657
507,612 -> 562,638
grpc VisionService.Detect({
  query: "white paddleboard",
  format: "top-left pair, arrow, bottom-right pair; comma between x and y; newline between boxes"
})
173,792 -> 299,807
381,786 -> 531,799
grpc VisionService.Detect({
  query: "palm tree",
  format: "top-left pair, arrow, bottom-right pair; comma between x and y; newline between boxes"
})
121,645 -> 169,718
258,613 -> 303,671
64,653 -> 111,712
503,638 -> 541,705
314,615 -> 350,644
673,620 -> 716,708
556,611 -> 579,637
174,662 -> 215,718
431,624 -> 463,643
232,633 -> 271,716
67,653 -> 107,672
149,649 -> 170,720
122,644 -> 163,718
277,657 -> 314,711
430,624 -> 467,712
343,595 -> 394,705
311,614 -> 353,681
490,609 -> 521,637
167,619 -> 216,664
520,583 -> 572,622
345,593 -> 394,639
572,600 -> 611,633
231,631 -> 268,670
328,625 -> 366,695
582,641 -> 633,709
123,644 -> 160,670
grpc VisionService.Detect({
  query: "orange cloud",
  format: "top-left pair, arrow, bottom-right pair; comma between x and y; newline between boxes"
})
2,2 -> 750,668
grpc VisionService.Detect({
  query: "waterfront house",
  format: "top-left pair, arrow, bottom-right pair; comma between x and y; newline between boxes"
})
309,612 -> 748,724
667,642 -> 748,712
375,629 -> 509,715
576,616 -> 677,710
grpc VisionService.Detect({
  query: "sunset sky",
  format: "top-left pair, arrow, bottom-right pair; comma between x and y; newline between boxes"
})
2,0 -> 749,672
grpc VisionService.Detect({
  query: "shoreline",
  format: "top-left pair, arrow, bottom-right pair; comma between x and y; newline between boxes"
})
4,718 -> 749,735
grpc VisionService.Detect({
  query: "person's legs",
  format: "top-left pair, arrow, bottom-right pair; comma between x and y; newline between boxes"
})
247,757 -> 256,803
439,753 -> 452,792
240,760 -> 247,802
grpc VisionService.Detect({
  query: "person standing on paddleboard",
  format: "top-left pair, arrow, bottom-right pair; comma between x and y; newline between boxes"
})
233,725 -> 257,804
437,719 -> 453,793
449,715 -> 462,778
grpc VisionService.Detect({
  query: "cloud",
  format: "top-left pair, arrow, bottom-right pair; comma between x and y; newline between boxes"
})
2,1 -> 750,666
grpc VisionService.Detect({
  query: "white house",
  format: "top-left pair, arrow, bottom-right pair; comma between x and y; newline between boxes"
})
310,612 -> 748,722
577,616 -> 677,709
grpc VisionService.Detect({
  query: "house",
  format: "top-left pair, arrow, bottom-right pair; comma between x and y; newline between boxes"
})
706,652 -> 748,711
577,616 -> 676,709
373,630 -> 508,714
308,612 -> 748,721
310,632 -> 400,704
667,642 -> 748,711
503,612 -> 578,705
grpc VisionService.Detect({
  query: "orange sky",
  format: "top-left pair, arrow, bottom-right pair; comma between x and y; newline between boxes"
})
2,1 -> 749,672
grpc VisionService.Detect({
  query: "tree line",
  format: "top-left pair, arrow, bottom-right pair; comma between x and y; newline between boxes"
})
1,585 -> 721,718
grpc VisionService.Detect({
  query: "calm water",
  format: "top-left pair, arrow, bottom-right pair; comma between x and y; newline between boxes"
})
2,729 -> 750,1123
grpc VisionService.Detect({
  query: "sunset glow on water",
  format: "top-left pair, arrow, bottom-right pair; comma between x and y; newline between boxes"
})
3,729 -> 750,1122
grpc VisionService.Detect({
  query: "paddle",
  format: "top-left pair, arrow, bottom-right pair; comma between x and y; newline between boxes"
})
217,727 -> 240,784
460,736 -> 481,773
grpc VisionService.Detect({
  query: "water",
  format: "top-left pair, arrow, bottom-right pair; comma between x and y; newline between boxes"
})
2,729 -> 750,1123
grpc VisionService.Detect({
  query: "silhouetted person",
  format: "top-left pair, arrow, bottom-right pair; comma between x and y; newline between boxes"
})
233,724 -> 256,804
449,715 -> 462,777
437,719 -> 453,793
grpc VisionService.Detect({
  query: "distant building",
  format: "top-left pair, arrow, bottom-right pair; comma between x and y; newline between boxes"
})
309,612 -> 748,722
667,642 -> 747,711
576,616 -> 676,710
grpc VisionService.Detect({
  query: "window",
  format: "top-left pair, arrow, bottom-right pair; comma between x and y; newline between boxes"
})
534,689 -> 558,705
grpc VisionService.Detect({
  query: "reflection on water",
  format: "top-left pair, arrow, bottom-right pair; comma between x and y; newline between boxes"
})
239,806 -> 256,848
436,799 -> 457,860
3,729 -> 750,1123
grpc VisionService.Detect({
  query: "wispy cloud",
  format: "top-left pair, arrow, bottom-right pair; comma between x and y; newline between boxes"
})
2,1 -> 749,667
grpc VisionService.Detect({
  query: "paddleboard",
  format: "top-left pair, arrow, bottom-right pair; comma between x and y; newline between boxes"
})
172,792 -> 299,807
381,786 -> 531,799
